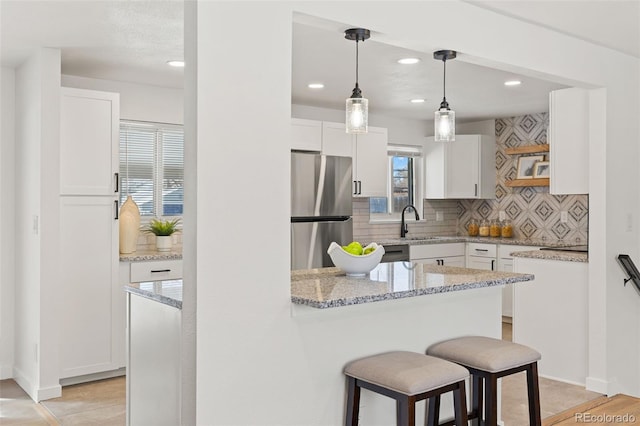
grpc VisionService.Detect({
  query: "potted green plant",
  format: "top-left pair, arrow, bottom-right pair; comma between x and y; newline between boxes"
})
143,218 -> 181,252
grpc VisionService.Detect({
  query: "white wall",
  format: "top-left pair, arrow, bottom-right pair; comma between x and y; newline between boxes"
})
0,67 -> 16,379
292,103 -> 428,146
192,2 -> 639,424
13,48 -> 62,401
61,75 -> 184,125
457,119 -> 496,136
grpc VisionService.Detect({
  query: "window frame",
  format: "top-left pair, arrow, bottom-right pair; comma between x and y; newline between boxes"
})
369,144 -> 424,223
119,120 -> 184,221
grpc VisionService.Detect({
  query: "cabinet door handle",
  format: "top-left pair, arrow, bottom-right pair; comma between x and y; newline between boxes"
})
151,269 -> 171,273
358,181 -> 362,195
353,180 -> 357,195
114,172 -> 119,193
441,259 -> 445,265
491,259 -> 495,270
475,183 -> 478,197
475,249 -> 489,252
114,200 -> 119,220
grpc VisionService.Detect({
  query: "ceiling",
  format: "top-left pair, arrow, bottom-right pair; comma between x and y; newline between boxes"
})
2,1 -> 638,121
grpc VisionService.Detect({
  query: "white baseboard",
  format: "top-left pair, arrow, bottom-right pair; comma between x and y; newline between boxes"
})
586,376 -> 610,395
59,367 -> 126,386
13,366 -> 62,401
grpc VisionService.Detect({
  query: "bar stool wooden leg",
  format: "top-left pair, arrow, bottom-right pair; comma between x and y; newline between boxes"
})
396,395 -> 416,426
484,373 -> 498,426
426,395 -> 441,426
471,375 -> 483,425
345,377 -> 360,426
527,363 -> 542,426
453,381 -> 468,426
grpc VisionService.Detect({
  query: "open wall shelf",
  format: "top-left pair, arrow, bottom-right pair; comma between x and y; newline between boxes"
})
505,178 -> 550,187
504,144 -> 549,155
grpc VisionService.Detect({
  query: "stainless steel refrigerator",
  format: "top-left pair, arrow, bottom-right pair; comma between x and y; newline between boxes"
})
291,152 -> 353,270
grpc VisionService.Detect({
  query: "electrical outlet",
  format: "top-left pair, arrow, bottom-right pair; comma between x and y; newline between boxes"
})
499,211 -> 506,221
436,211 -> 444,221
560,211 -> 568,223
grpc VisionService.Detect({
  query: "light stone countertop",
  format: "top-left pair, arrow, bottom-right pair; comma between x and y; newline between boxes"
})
124,279 -> 183,309
373,236 -> 581,247
511,250 -> 588,263
291,262 -> 534,309
119,247 -> 183,262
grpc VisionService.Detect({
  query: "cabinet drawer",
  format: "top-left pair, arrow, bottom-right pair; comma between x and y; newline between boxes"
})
467,243 -> 497,258
130,260 -> 183,283
410,243 -> 465,260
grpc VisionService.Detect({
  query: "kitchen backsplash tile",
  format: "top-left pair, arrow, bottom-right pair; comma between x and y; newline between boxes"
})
458,113 -> 588,243
353,198 -> 459,242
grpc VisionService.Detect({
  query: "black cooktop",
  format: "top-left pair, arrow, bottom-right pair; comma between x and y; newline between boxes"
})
540,245 -> 588,253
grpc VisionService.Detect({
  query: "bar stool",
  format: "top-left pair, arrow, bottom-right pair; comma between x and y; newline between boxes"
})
427,336 -> 542,426
344,351 -> 469,426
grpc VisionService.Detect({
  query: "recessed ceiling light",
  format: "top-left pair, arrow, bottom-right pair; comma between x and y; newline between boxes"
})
504,80 -> 522,86
410,99 -> 425,103
308,83 -> 325,89
167,60 -> 185,67
398,58 -> 421,65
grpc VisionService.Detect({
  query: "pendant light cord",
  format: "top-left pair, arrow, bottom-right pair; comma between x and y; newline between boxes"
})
125,128 -> 129,196
442,59 -> 447,101
355,39 -> 359,87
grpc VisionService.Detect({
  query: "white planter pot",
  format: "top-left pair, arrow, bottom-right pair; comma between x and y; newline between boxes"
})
156,235 -> 173,252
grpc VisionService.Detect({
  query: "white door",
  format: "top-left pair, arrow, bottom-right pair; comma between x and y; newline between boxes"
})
60,88 -> 119,196
322,121 -> 353,157
291,118 -> 321,151
59,196 -> 121,378
467,256 -> 495,271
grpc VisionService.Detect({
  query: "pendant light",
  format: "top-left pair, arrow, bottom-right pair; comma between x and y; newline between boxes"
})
433,50 -> 457,141
345,28 -> 370,134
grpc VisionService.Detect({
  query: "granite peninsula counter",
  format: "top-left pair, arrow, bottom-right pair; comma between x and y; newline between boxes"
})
291,262 -> 534,309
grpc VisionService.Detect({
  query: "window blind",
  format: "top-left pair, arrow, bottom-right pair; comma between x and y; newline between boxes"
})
119,121 -> 184,217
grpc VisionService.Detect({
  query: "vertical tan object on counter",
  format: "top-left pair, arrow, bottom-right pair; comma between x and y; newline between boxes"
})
119,195 -> 140,254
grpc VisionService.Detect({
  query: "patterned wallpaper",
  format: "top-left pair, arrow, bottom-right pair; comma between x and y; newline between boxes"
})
458,113 -> 588,243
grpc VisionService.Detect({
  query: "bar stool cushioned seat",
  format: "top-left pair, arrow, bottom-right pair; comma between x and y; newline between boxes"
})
427,336 -> 541,372
427,336 -> 542,426
344,351 -> 469,426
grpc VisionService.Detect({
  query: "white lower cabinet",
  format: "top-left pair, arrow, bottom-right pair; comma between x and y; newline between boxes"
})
497,245 -> 539,317
410,243 -> 466,266
59,196 -> 123,379
127,294 -> 181,426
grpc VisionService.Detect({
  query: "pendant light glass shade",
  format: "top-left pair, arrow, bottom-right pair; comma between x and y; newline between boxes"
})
345,28 -> 370,134
433,50 -> 457,141
346,96 -> 368,134
434,108 -> 455,142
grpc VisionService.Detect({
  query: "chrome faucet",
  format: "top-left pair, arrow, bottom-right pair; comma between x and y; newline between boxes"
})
400,205 -> 420,238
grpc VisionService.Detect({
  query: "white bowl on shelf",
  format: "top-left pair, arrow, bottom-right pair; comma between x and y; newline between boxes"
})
327,242 -> 385,276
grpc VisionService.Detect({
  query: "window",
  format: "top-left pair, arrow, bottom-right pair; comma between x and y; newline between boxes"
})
370,144 -> 423,221
119,121 -> 184,217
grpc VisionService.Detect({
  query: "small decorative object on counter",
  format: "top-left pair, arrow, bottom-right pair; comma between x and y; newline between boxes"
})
143,218 -> 181,252
479,219 -> 490,237
490,219 -> 502,238
467,219 -> 479,236
501,219 -> 513,238
119,195 -> 141,254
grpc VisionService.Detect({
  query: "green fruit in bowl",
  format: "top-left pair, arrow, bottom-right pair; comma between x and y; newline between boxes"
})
363,247 -> 375,255
342,241 -> 363,255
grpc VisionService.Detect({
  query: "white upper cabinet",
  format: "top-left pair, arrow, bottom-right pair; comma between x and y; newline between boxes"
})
291,118 -> 322,151
425,135 -> 496,199
549,88 -> 589,194
321,121 -> 353,157
60,87 -> 119,196
352,126 -> 387,198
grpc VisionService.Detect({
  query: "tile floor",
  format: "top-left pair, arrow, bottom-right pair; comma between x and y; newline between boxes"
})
0,325 -> 607,425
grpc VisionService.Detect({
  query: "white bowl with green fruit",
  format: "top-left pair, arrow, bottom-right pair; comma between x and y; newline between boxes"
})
327,241 -> 385,276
